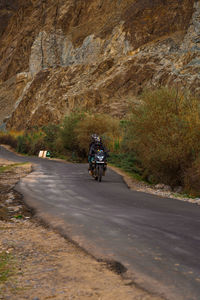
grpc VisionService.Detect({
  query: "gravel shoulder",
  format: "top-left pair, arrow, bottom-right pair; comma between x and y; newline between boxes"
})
0,159 -> 162,300
109,165 -> 200,205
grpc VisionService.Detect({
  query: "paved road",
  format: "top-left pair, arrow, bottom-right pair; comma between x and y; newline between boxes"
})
0,146 -> 200,300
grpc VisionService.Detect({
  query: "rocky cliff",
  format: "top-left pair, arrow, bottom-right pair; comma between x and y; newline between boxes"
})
0,0 -> 199,130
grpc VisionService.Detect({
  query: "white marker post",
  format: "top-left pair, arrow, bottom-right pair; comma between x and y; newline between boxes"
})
38,150 -> 51,158
38,150 -> 44,158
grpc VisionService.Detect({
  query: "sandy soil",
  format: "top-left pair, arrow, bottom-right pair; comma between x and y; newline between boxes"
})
0,159 -> 162,300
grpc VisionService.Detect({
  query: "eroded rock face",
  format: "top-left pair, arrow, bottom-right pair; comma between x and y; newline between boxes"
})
0,0 -> 199,130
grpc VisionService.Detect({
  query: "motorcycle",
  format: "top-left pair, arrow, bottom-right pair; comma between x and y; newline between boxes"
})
91,149 -> 107,182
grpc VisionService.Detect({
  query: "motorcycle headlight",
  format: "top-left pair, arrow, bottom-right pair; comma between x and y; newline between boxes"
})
97,155 -> 104,161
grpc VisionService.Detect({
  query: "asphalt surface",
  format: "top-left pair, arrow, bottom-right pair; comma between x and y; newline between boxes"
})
0,146 -> 200,300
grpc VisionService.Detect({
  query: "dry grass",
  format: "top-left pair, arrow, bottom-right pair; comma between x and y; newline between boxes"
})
126,87 -> 200,188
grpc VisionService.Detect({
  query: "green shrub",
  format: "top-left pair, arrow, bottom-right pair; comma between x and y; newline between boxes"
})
17,135 -> 30,153
108,152 -> 143,175
17,130 -> 45,155
60,113 -> 84,154
42,124 -> 62,156
126,87 -> 200,186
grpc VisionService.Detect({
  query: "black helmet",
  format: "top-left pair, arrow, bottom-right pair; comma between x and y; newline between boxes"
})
91,133 -> 100,143
91,133 -> 101,145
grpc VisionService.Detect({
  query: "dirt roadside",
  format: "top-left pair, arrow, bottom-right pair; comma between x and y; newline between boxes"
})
109,165 -> 200,205
0,159 -> 163,300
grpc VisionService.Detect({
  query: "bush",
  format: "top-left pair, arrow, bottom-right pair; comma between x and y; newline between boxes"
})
75,114 -> 120,156
184,157 -> 200,197
0,132 -> 17,149
16,126 -> 65,156
108,152 -> 143,175
17,135 -> 30,153
60,113 -> 84,154
16,131 -> 45,155
126,87 -> 200,186
42,124 -> 62,156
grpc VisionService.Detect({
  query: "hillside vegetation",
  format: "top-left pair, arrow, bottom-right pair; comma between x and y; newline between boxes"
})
1,88 -> 200,197
0,1 -> 199,196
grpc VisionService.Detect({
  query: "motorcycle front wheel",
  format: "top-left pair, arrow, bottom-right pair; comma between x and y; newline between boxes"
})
98,165 -> 103,182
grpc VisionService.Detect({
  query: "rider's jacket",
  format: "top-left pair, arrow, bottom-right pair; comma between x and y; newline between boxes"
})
89,142 -> 107,156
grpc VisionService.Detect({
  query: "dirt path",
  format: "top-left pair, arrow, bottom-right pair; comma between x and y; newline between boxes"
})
0,159 -> 162,300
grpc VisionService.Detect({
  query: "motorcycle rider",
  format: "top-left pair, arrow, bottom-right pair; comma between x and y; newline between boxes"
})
88,134 -> 108,174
